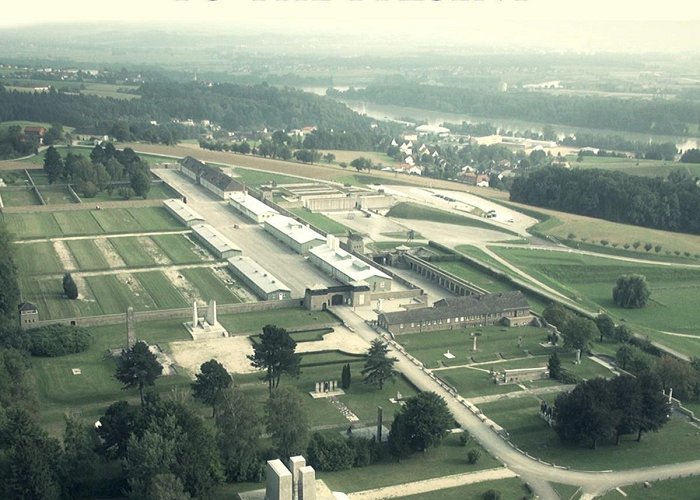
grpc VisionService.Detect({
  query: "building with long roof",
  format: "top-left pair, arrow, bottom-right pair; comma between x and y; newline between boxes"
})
178,156 -> 244,199
309,236 -> 392,292
263,214 -> 326,254
227,256 -> 292,301
229,192 -> 278,223
377,291 -> 532,335
191,223 -> 242,259
163,198 -> 206,227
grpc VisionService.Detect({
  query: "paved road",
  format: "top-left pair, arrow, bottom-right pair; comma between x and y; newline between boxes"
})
156,168 -> 335,296
334,306 -> 700,499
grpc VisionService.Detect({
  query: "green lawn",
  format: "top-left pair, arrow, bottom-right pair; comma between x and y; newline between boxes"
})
229,166 -> 303,187
320,433 -> 501,493
0,187 -> 41,206
289,208 -> 350,236
84,274 -> 157,314
179,268 -> 242,304
455,244 -> 515,273
217,308 -> 337,335
397,326 -> 551,368
478,396 -> 700,470
20,276 -> 103,320
65,239 -> 110,270
4,212 -> 63,239
151,233 -> 205,264
53,211 -> 104,235
13,241 -> 63,276
490,248 -> 700,342
386,202 -> 519,236
599,476 -> 700,499
108,236 -> 159,267
567,155 -> 700,178
395,478 -> 531,500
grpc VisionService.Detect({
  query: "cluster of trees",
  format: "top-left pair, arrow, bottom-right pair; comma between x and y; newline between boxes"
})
554,375 -> 669,449
23,324 -> 92,357
43,144 -> 151,199
510,167 -> 700,234
680,148 -> 700,163
613,274 -> 651,309
388,392 -> 453,459
562,133 -> 678,160
340,84 -> 699,136
0,124 -> 37,159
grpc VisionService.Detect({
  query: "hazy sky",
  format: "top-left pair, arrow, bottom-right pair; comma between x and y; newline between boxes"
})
3,0 -> 700,52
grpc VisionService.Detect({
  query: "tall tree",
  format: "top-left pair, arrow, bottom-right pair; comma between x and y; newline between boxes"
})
609,376 -> 642,445
191,359 -> 232,417
115,341 -> 162,405
595,314 -> 616,343
401,392 -> 453,452
97,400 -> 141,458
62,272 -> 79,299
265,388 -> 309,458
0,223 -> 20,329
387,412 -> 412,460
562,316 -> 598,352
215,388 -> 263,482
248,324 -> 301,394
548,351 -> 562,380
43,146 -> 64,183
636,372 -> 670,442
61,417 -> 100,498
613,274 -> 651,309
362,339 -> 398,390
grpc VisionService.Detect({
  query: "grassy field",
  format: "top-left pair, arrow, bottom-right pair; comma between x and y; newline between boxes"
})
321,149 -> 400,169
289,207 -> 351,235
20,276 -> 103,320
229,166 -> 304,187
151,233 -> 207,264
108,236 -> 159,267
65,239 -> 110,270
14,241 -> 64,276
320,432 -> 501,493
135,271 -> 189,309
478,396 -> 700,470
397,326 -> 551,368
4,207 -> 183,239
387,202 -> 519,236
489,247 -> 700,340
217,308 -> 337,334
599,476 -> 700,499
394,478 -> 531,500
0,187 -> 41,206
39,186 -> 76,205
503,199 -> 700,258
179,268 -> 242,304
455,244 -> 518,273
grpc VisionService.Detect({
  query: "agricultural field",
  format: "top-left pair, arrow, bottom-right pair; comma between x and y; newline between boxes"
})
13,241 -> 64,276
489,247 -> 700,341
566,154 -> 700,178
289,207 -> 351,236
478,396 -> 700,470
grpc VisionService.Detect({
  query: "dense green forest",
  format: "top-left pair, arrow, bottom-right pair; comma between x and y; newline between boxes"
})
510,166 -> 700,234
0,82 -> 384,148
337,85 -> 700,136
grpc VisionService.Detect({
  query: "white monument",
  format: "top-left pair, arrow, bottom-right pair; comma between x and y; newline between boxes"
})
185,299 -> 229,340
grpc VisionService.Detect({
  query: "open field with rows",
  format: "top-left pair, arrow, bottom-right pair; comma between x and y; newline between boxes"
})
4,206 -> 183,239
289,207 -> 351,236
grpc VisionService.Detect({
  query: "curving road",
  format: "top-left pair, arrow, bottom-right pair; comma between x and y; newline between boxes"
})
333,307 -> 700,500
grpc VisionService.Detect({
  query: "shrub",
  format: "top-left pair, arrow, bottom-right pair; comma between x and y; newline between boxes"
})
459,433 -> 471,446
25,324 -> 92,357
347,437 -> 373,468
482,489 -> 501,500
467,448 -> 481,464
623,243 -> 630,249
62,272 -> 78,299
600,240 -> 609,246
632,241 -> 641,250
654,245 -> 662,253
306,433 -> 354,472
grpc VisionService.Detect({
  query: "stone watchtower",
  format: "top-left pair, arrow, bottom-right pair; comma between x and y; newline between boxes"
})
18,302 -> 39,329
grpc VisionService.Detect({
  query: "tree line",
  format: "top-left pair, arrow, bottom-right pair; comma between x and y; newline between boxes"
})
339,84 -> 700,136
0,81 -> 390,149
510,166 -> 700,234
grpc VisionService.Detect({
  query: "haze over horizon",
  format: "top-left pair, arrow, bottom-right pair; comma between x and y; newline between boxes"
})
2,0 -> 700,54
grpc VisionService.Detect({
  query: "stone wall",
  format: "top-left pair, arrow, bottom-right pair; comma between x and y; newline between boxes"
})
32,299 -> 303,328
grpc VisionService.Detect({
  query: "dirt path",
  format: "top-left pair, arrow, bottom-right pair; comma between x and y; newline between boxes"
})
137,235 -> 171,265
34,262 -> 227,279
52,240 -> 77,272
348,467 -> 517,499
469,384 -> 572,405
163,268 -> 201,304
